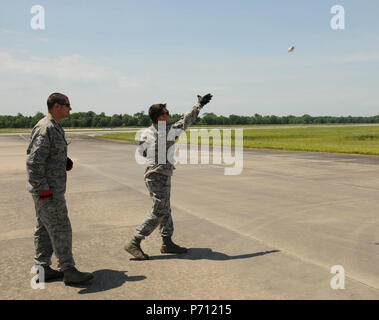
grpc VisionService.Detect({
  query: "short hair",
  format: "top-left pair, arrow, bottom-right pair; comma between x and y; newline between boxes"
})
47,93 -> 68,110
148,103 -> 167,123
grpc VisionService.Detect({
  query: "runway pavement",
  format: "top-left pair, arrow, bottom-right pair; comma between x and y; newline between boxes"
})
0,132 -> 378,299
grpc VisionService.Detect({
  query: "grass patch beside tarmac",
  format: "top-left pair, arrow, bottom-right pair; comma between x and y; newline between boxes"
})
97,125 -> 379,156
0,128 -> 32,133
97,132 -> 137,142
0,127 -> 138,134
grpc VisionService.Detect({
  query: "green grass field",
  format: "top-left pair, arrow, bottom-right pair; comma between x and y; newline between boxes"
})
97,125 -> 379,155
0,127 -> 138,134
0,128 -> 32,133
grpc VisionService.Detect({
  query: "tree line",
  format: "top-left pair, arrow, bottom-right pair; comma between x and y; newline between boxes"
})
1,111 -> 379,128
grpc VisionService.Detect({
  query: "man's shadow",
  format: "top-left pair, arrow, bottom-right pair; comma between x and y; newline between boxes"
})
65,269 -> 146,294
148,248 -> 280,261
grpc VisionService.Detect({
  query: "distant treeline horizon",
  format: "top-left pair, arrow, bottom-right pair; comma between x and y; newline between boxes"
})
1,111 -> 379,128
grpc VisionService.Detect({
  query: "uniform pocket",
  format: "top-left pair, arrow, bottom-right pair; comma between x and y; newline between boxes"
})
52,141 -> 67,161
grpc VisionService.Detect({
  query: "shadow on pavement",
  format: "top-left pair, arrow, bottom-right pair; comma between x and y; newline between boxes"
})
65,269 -> 146,294
148,248 -> 280,261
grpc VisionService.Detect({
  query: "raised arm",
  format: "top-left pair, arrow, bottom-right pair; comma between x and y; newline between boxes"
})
171,93 -> 213,131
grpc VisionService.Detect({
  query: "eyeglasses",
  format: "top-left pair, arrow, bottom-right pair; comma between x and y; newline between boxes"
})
60,102 -> 71,108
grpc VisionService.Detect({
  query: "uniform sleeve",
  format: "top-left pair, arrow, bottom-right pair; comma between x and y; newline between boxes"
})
171,104 -> 201,131
138,140 -> 147,158
138,127 -> 156,158
26,128 -> 51,194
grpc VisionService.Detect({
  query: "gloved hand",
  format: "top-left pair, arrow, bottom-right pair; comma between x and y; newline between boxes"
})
39,189 -> 53,200
197,93 -> 213,108
66,157 -> 73,171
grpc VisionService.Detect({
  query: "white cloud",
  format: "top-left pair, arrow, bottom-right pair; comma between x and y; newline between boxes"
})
0,50 -> 149,87
118,75 -> 152,89
0,52 -> 115,81
335,53 -> 379,63
0,29 -> 18,34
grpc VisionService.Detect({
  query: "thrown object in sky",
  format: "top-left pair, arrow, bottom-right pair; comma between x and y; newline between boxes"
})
288,46 -> 295,53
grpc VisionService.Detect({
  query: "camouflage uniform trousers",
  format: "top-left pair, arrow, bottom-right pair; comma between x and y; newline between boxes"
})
134,173 -> 174,239
32,193 -> 75,271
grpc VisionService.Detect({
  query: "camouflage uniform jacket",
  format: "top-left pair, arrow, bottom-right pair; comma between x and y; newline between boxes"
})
26,114 -> 68,195
141,104 -> 201,178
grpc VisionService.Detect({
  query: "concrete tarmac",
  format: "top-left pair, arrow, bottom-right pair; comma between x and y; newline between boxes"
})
0,133 -> 378,299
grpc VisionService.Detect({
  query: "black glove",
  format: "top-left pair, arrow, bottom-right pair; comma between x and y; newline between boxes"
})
66,157 -> 73,171
197,93 -> 213,108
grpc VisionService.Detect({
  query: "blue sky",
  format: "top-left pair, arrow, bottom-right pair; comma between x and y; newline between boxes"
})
1,0 -> 378,116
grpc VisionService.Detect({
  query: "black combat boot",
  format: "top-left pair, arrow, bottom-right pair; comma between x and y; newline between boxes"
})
161,236 -> 188,254
124,237 -> 149,260
37,266 -> 64,282
63,267 -> 94,285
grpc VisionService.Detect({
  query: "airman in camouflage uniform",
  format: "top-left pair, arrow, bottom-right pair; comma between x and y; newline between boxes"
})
27,93 -> 93,285
125,94 -> 213,260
